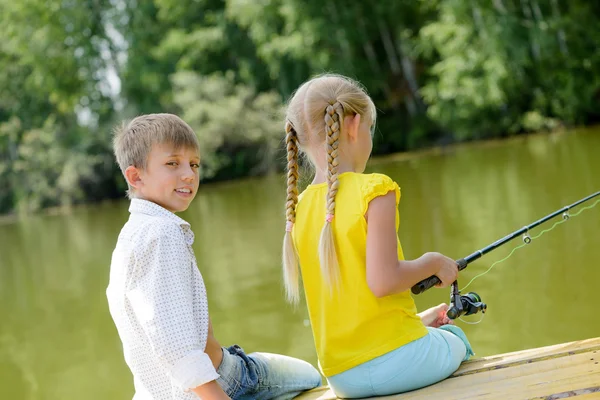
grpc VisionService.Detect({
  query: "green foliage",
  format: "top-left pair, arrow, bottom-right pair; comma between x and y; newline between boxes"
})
0,0 -> 115,214
419,0 -> 600,137
1,0 -> 599,214
172,71 -> 284,178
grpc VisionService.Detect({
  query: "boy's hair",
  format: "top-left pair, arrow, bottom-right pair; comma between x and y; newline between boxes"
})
282,74 -> 376,304
113,113 -> 200,198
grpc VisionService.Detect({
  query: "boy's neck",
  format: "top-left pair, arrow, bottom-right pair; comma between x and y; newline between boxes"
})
133,196 -> 178,214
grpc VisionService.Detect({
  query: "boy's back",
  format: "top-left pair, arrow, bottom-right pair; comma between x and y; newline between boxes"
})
107,199 -> 218,400
107,113 -> 321,399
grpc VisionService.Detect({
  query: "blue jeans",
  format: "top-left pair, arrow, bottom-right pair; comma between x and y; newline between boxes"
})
327,326 -> 473,398
216,345 -> 322,400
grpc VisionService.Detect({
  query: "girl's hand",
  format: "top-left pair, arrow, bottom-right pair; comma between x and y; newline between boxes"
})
418,303 -> 454,328
421,252 -> 458,288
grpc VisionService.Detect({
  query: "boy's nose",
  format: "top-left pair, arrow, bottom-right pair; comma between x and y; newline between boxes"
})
181,166 -> 196,182
181,173 -> 195,183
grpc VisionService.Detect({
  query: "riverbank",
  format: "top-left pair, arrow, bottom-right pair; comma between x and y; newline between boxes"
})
3,125 -> 596,222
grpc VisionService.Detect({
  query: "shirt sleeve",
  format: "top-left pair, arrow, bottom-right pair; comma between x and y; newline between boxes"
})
126,222 -> 219,391
361,173 -> 401,212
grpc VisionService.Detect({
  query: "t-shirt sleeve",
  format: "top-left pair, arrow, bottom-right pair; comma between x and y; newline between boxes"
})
361,173 -> 401,213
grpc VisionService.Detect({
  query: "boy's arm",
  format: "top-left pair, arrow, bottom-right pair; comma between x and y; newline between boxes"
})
192,381 -> 230,399
127,223 -> 222,397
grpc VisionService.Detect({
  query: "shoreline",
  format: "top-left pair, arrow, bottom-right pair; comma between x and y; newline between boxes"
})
1,125 -> 595,223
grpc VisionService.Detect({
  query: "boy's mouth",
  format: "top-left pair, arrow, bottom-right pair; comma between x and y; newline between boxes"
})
175,188 -> 193,195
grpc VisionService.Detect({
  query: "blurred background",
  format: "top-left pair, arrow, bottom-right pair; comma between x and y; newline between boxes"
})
1,1 -> 599,399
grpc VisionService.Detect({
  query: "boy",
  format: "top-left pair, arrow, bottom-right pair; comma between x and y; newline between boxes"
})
107,114 -> 321,400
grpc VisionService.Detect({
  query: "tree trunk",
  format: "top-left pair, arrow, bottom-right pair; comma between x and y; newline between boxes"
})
550,0 -> 569,56
520,0 -> 540,62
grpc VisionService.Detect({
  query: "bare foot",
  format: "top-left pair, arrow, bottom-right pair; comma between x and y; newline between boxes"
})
418,303 -> 454,328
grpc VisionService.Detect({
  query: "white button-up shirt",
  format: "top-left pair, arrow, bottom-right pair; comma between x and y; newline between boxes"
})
107,199 -> 219,400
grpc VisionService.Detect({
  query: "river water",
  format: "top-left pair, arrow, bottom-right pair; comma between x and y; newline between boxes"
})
1,128 -> 598,399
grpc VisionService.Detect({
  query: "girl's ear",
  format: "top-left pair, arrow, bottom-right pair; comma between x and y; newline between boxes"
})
345,113 -> 362,142
125,166 -> 144,190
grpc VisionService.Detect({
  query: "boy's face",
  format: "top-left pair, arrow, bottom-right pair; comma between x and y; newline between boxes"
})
130,143 -> 201,213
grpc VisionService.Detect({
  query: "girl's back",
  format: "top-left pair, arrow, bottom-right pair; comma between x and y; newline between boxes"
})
282,74 -> 469,398
294,172 -> 427,377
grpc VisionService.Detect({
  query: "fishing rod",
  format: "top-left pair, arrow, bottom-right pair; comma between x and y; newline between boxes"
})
411,190 -> 600,319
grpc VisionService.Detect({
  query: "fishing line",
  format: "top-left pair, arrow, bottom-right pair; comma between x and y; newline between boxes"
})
460,198 -> 600,291
412,191 -> 600,295
411,191 -> 600,321
458,313 -> 486,325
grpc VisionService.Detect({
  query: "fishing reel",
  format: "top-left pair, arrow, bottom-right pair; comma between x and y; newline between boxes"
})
447,282 -> 487,320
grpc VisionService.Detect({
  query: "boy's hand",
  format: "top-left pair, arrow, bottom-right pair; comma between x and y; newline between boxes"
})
418,303 -> 454,328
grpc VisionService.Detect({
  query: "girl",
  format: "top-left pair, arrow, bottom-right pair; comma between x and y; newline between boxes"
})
282,74 -> 473,398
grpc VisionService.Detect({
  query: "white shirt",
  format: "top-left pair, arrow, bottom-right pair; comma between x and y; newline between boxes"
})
107,199 -> 219,400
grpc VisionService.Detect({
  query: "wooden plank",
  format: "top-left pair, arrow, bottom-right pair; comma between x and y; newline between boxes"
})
528,386 -> 600,399
297,337 -> 600,400
382,353 -> 600,399
456,337 -> 600,376
298,387 -> 336,400
565,394 -> 600,400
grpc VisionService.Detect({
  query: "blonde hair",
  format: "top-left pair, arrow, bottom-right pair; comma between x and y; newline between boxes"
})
282,74 -> 376,303
112,113 -> 200,198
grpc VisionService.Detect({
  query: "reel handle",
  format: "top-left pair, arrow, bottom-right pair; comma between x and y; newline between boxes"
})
411,258 -> 468,295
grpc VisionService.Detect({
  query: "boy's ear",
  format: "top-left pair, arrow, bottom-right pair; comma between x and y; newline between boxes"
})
124,166 -> 143,189
345,113 -> 362,142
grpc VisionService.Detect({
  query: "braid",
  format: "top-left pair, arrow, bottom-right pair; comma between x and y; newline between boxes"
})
285,122 -> 299,228
319,102 -> 343,291
282,121 -> 301,304
324,102 -> 342,217
282,74 -> 376,299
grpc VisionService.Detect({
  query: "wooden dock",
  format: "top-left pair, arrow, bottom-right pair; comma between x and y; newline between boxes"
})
297,337 -> 600,400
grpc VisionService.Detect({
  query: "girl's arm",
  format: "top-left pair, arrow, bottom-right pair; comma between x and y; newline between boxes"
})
366,191 -> 458,297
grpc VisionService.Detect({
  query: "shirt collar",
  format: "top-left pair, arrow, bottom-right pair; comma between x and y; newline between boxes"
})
129,199 -> 194,244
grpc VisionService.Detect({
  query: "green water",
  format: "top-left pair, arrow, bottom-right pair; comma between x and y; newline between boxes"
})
1,128 -> 599,399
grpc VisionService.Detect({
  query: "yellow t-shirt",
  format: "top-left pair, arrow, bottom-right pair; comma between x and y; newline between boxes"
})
293,172 -> 428,377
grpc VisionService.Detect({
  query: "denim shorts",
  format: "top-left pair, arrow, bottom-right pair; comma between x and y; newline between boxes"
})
216,345 -> 322,400
327,326 -> 473,398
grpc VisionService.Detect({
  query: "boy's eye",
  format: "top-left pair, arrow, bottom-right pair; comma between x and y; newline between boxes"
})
166,161 -> 178,166
191,163 -> 200,169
